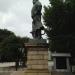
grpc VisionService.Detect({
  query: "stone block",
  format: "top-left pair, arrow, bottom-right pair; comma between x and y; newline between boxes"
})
33,55 -> 43,60
38,73 -> 50,75
36,48 -> 47,51
31,65 -> 44,69
25,69 -> 50,73
28,51 -> 38,55
27,65 -> 48,69
27,60 -> 37,65
44,65 -> 48,69
38,60 -> 48,65
28,55 -> 44,60
24,69 -> 50,75
27,55 -> 32,60
26,73 -> 38,75
27,65 -> 32,69
38,51 -> 48,55
28,48 -> 47,51
44,55 -> 48,59
27,60 -> 48,65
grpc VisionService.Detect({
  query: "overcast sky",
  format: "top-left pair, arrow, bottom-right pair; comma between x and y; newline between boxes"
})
0,0 -> 49,38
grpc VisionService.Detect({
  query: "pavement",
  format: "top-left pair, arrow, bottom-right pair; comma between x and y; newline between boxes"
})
0,62 -> 26,75
0,71 -> 25,75
10,71 -> 25,75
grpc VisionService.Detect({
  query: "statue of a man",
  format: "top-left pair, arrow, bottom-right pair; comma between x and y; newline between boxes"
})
31,0 -> 44,39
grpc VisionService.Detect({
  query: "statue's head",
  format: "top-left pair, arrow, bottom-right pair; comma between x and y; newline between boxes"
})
33,0 -> 38,4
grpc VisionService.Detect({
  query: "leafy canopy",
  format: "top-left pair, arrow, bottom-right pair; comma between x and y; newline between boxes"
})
43,0 -> 75,53
0,29 -> 29,62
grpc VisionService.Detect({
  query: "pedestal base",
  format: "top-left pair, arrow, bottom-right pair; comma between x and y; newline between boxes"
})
24,69 -> 50,75
25,43 -> 50,75
28,39 -> 46,44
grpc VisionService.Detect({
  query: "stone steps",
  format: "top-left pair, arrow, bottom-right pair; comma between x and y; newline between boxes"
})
0,70 -> 51,75
0,72 -> 11,75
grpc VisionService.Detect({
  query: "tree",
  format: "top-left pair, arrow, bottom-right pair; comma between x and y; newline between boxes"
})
0,29 -> 29,70
0,29 -> 17,62
0,29 -> 29,63
43,0 -> 75,64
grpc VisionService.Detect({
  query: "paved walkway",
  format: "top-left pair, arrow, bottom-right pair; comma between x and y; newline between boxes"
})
0,62 -> 26,75
11,71 -> 25,75
0,71 -> 25,75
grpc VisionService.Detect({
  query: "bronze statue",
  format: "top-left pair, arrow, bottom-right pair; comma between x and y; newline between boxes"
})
31,0 -> 44,39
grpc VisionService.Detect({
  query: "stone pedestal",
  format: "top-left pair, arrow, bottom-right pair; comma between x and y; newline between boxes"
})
24,43 -> 50,75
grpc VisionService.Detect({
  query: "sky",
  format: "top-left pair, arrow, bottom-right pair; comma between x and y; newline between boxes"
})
0,0 -> 49,38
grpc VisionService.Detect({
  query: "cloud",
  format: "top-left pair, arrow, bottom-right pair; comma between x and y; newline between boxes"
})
0,0 -> 49,38
0,0 -> 17,12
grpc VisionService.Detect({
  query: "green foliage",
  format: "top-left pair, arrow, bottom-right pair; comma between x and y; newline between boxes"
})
0,29 -> 29,62
43,0 -> 75,60
0,29 -> 14,42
